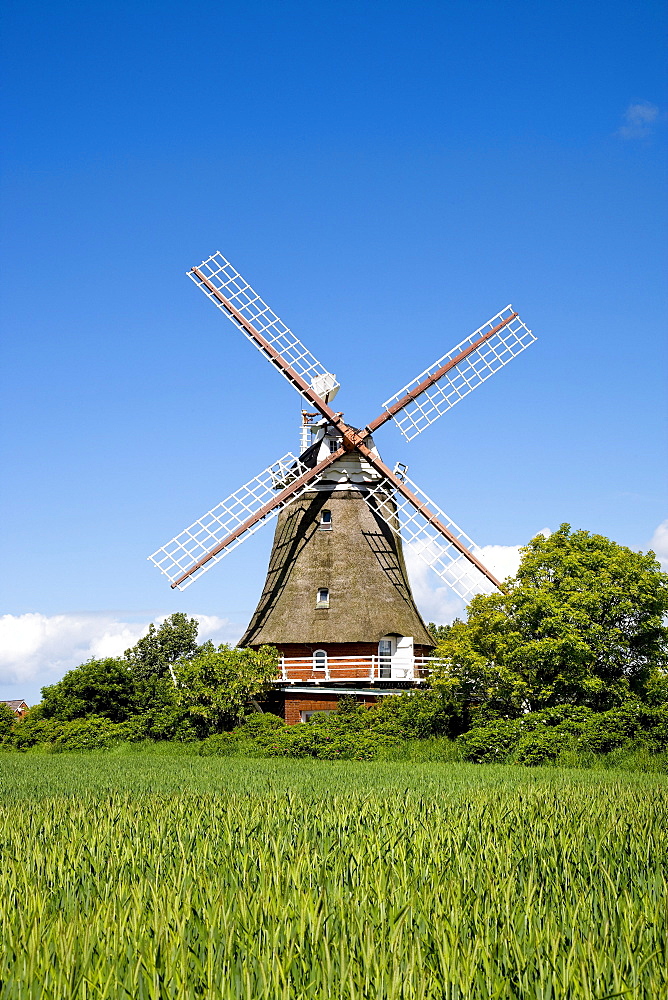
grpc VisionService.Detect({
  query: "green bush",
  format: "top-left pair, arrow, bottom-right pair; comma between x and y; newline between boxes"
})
50,717 -> 125,752
456,719 -> 522,762
9,713 -> 63,750
579,702 -> 668,754
514,729 -> 576,766
371,690 -> 459,738
40,658 -> 138,722
121,705 -> 197,743
6,714 -> 126,752
234,712 -> 286,740
198,713 -> 286,757
0,703 -> 16,741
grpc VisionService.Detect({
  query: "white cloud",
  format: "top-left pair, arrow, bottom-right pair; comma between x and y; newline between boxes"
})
406,529 -> 551,625
476,542 -> 523,582
649,520 -> 668,571
616,101 -> 660,139
406,541 -> 525,625
406,551 -> 468,624
191,615 -> 244,646
0,612 -> 244,695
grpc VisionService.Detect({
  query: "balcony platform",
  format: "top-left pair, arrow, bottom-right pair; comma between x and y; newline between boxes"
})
274,655 -> 444,686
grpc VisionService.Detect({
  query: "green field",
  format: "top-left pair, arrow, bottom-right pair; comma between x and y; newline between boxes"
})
1,753 -> 666,999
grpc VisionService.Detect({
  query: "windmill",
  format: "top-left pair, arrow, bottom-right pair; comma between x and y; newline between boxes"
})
149,253 -> 536,722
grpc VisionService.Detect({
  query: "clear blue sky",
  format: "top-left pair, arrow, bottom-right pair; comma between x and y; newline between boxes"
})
1,0 -> 666,702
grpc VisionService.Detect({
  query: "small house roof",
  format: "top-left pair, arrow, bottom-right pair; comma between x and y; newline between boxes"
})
1,699 -> 28,710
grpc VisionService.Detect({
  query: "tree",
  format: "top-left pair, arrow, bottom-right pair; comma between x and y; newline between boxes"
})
125,613 -> 199,680
174,644 -> 279,736
431,525 -> 668,714
0,702 -> 17,740
40,658 -> 137,722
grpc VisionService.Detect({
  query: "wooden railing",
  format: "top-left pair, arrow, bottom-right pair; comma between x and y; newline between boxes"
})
275,655 -> 446,683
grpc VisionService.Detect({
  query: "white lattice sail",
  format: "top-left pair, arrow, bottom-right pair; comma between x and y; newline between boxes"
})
364,475 -> 498,601
149,453 -> 319,590
189,253 -> 339,402
382,306 -> 535,440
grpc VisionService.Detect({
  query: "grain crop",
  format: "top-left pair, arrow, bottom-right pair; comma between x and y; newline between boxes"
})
0,754 -> 666,999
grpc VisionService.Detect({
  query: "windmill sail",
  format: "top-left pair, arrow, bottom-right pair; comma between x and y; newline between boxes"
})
188,253 -> 339,405
151,254 -> 536,605
364,473 -> 498,601
149,452 -> 327,590
378,306 -> 535,441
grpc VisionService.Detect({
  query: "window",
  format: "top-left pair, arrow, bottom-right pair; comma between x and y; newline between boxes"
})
313,649 -> 327,671
316,588 -> 330,608
320,509 -> 332,530
300,709 -> 335,723
328,438 -> 339,453
378,637 -> 393,679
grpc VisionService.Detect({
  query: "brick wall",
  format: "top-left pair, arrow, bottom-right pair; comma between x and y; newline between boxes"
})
277,642 -> 433,658
278,642 -> 377,658
283,692 -> 381,725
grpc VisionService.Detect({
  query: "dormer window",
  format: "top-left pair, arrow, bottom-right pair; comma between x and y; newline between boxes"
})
328,438 -> 339,453
316,588 -> 330,608
320,510 -> 332,530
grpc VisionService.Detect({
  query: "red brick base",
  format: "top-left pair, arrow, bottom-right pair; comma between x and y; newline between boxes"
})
282,692 -> 381,725
276,642 -> 433,658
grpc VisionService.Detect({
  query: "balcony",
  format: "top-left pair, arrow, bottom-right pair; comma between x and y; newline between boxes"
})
275,655 -> 446,685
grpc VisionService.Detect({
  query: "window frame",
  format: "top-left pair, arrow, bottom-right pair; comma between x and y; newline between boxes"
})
316,587 -> 330,608
378,637 -> 393,679
313,649 -> 327,671
300,709 -> 335,723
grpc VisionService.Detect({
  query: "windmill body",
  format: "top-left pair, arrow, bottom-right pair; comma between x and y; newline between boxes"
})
150,253 -> 537,723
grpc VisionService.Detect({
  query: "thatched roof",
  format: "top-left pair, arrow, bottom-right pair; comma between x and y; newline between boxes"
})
240,487 -> 433,648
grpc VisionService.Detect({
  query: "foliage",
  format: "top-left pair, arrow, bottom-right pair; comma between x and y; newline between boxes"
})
371,689 -> 460,738
4,712 -> 128,752
427,621 -> 451,644
513,728 -> 576,766
579,701 -> 668,755
234,711 -> 286,739
124,675 -> 189,740
456,702 -> 668,766
195,695 -> 456,761
49,716 -> 125,752
0,703 -> 16,740
37,655 -> 183,731
40,658 -> 137,722
6,712 -> 59,751
198,713 -> 286,757
197,692 -> 473,760
645,668 -> 668,706
27,614 -> 267,741
125,612 -> 199,680
456,718 -> 523,763
432,524 -> 668,714
1,754 -> 666,997
174,644 -> 279,737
